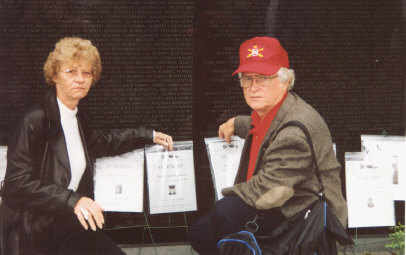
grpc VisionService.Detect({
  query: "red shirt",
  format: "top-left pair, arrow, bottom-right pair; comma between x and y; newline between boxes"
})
246,92 -> 288,180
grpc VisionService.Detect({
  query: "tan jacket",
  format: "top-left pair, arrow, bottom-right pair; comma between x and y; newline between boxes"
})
222,92 -> 347,227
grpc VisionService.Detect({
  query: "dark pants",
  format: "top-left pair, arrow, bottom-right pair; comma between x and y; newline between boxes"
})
51,213 -> 125,255
188,196 -> 285,255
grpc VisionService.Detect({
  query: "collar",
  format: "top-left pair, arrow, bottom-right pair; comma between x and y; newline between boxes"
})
57,97 -> 78,121
44,87 -> 61,126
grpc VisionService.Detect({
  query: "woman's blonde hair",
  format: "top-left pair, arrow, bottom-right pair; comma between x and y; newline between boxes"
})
43,37 -> 102,86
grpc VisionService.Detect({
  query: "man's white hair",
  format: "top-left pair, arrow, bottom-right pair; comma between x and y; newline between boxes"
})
277,67 -> 295,90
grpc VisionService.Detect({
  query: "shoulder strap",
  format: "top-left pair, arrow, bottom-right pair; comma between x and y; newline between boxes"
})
275,121 -> 324,195
247,120 -> 325,233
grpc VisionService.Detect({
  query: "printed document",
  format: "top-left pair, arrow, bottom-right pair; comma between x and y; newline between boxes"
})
204,136 -> 244,200
361,135 -> 406,200
345,152 -> 395,228
94,149 -> 144,212
146,141 -> 197,214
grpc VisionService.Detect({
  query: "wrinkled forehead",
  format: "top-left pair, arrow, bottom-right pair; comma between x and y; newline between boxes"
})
59,58 -> 93,71
241,72 -> 262,77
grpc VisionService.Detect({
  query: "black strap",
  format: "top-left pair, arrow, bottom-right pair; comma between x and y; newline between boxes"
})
247,121 -> 326,233
275,121 -> 324,195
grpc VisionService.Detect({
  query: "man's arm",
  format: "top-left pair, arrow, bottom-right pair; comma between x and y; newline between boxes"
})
218,116 -> 251,143
222,126 -> 313,210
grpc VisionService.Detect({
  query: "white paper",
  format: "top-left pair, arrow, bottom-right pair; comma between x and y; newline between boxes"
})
0,146 -> 7,203
146,141 -> 197,214
345,152 -> 395,228
0,146 -> 6,183
94,149 -> 144,212
361,135 -> 406,200
204,136 -> 244,200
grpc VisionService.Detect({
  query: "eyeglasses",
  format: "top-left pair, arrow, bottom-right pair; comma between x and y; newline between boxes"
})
63,68 -> 93,79
239,75 -> 278,88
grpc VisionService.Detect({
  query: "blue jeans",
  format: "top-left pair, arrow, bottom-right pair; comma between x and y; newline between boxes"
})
188,196 -> 285,255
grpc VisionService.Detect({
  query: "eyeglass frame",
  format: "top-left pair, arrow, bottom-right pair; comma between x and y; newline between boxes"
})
239,74 -> 279,88
62,68 -> 93,80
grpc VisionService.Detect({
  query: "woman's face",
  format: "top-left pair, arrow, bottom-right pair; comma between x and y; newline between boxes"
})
53,59 -> 93,109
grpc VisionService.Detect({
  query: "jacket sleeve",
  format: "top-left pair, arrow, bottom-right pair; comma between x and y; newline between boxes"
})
234,115 -> 252,138
222,126 -> 313,208
85,126 -> 154,159
0,116 -> 74,213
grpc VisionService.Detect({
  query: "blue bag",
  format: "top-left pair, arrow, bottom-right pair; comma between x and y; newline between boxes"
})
218,230 -> 262,255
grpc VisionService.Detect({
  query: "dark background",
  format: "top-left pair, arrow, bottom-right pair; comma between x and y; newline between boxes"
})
1,0 -> 405,244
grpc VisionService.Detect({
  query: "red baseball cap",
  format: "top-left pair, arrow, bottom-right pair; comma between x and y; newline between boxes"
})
232,37 -> 289,76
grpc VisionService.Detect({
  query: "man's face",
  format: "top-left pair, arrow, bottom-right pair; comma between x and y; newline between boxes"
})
242,72 -> 287,118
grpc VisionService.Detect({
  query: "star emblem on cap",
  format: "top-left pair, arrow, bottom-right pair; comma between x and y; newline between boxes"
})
247,45 -> 264,58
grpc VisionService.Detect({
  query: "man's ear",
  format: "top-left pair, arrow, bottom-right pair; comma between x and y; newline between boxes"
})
281,79 -> 290,90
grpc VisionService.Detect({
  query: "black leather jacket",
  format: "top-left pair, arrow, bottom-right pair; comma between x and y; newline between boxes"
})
0,88 -> 153,255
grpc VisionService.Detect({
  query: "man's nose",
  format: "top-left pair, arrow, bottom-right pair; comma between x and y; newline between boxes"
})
249,78 -> 260,90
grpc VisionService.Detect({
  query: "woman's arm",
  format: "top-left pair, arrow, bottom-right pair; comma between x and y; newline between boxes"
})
1,115 -> 74,213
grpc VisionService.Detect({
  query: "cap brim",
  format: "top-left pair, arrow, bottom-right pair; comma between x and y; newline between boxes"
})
232,63 -> 281,76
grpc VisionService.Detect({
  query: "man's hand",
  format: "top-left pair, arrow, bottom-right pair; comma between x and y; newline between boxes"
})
218,117 -> 235,144
154,132 -> 174,151
74,197 -> 104,231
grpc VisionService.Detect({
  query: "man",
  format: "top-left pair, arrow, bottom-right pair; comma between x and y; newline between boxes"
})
189,36 -> 347,254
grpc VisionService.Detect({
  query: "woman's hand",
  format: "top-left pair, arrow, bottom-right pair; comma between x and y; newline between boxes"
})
218,117 -> 235,144
74,197 -> 104,231
153,132 -> 174,151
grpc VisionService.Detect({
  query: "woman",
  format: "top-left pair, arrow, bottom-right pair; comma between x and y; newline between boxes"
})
0,37 -> 173,255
